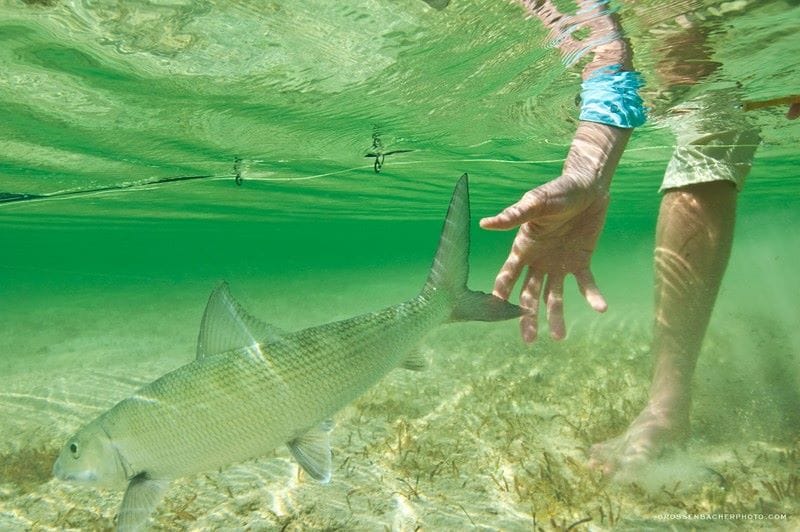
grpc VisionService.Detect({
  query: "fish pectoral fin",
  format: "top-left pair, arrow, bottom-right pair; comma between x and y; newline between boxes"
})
401,350 -> 427,371
117,474 -> 169,532
197,282 -> 288,360
288,421 -> 333,484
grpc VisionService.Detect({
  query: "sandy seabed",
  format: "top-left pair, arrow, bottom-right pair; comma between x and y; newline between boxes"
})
1,260 -> 798,531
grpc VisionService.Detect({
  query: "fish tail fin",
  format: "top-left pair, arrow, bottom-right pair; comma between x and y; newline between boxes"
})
423,174 -> 522,323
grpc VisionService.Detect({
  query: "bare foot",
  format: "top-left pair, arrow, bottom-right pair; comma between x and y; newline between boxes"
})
588,403 -> 690,476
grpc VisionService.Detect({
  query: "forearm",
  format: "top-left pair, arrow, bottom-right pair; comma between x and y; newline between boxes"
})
569,2 -> 634,188
575,0 -> 633,78
562,122 -> 631,190
520,0 -> 637,188
571,4 -> 633,187
519,0 -> 633,76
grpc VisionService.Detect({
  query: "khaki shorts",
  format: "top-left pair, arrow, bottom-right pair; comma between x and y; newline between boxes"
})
661,95 -> 761,192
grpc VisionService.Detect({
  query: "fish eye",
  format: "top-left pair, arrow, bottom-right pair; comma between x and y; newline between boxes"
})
69,442 -> 80,458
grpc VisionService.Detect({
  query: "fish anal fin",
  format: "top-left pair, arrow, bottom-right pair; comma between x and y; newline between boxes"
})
196,282 -> 287,360
288,421 -> 333,483
117,475 -> 169,532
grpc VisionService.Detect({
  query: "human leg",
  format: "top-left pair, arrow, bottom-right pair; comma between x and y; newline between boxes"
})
647,181 -> 737,434
588,109 -> 760,473
588,181 -> 737,474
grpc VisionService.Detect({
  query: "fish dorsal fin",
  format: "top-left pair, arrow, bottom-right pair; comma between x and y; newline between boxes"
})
196,282 -> 286,360
424,173 -> 470,295
288,420 -> 334,483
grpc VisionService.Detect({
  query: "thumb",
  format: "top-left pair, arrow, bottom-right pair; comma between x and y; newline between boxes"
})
480,189 -> 546,230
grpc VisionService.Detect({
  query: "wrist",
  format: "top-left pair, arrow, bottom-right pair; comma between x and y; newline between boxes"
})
563,121 -> 632,190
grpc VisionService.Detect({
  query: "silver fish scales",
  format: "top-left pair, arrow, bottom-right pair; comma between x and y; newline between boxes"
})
52,174 -> 520,531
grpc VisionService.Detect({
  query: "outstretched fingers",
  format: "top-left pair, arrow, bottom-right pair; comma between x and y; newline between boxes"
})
519,267 -> 544,343
575,268 -> 607,312
492,250 -> 526,301
544,274 -> 566,340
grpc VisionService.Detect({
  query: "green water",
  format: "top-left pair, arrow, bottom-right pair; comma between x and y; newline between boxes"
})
1,0 -> 799,530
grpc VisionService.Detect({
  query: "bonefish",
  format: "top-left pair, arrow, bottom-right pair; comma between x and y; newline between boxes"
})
52,174 -> 521,531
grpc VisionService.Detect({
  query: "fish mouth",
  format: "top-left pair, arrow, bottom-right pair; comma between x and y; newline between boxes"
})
52,460 -> 97,482
59,471 -> 98,482
52,459 -> 64,479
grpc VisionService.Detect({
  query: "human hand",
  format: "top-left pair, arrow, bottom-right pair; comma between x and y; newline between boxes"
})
480,175 -> 609,342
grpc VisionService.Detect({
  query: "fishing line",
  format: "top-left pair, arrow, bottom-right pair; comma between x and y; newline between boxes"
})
0,173 -> 221,206
0,144 -> 762,207
232,164 -> 376,182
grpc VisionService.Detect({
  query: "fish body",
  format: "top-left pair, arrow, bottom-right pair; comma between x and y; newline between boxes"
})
52,174 -> 520,530
87,292 -> 449,482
